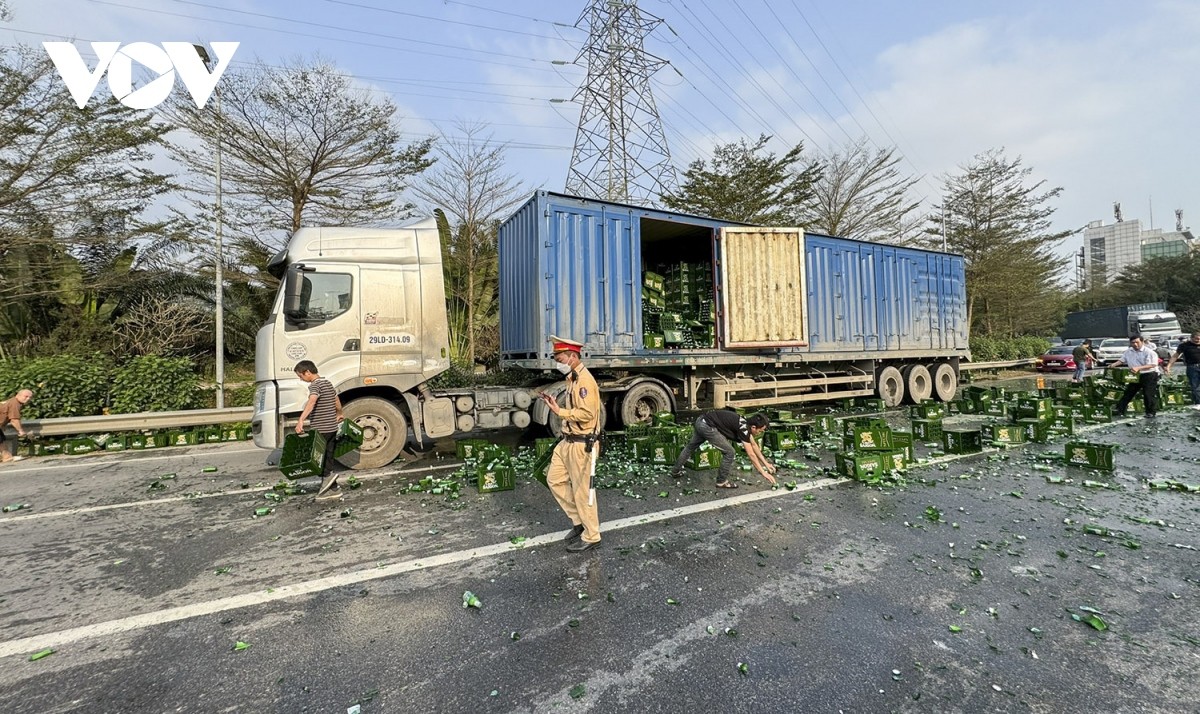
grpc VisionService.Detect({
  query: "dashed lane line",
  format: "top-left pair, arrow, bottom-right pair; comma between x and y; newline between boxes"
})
0,477 -> 848,659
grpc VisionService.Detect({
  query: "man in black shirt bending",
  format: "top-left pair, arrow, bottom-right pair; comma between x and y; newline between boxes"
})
670,410 -> 776,488
1165,332 -> 1200,408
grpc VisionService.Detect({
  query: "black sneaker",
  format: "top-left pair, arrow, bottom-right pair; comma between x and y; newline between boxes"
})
563,524 -> 584,543
1145,413 -> 1157,419
669,468 -> 684,479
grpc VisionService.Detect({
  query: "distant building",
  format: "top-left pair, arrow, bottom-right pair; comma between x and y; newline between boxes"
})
1081,218 -> 1195,286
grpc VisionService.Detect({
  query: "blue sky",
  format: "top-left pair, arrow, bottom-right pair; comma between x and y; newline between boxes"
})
6,0 -> 1199,260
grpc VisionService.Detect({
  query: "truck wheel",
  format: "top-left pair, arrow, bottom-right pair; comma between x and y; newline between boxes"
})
875,366 -> 905,408
618,382 -> 672,427
902,364 -> 933,404
932,362 -> 958,402
340,397 -> 408,470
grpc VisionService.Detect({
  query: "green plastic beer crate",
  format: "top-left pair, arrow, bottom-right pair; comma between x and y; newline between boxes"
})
891,431 -> 914,462
643,333 -> 665,349
662,329 -> 686,344
624,422 -> 652,439
334,419 -> 365,458
843,419 -> 894,451
771,408 -> 795,422
165,430 -> 200,447
650,425 -> 686,444
1083,404 -> 1112,423
1048,415 -> 1076,436
1161,389 -> 1188,408
944,400 -> 962,415
1016,418 -> 1049,443
648,441 -> 679,465
33,440 -> 65,456
534,437 -> 559,457
909,403 -> 946,420
763,430 -> 799,451
127,433 -> 149,450
102,435 -> 130,452
1105,366 -> 1139,384
222,425 -> 250,442
279,431 -> 326,479
531,439 -> 557,489
686,447 -> 723,471
835,452 -> 885,480
880,449 -> 908,473
854,397 -> 886,412
652,411 -> 676,426
984,423 -> 1026,445
1065,441 -> 1117,471
983,401 -> 1009,417
1016,397 -> 1052,421
812,414 -> 838,433
477,463 -> 516,493
455,438 -> 490,460
630,437 -> 657,461
911,418 -> 943,443
63,438 -> 99,455
942,427 -> 983,454
643,271 -> 665,292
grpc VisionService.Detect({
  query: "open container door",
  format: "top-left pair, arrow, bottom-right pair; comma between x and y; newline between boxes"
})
716,227 -> 808,348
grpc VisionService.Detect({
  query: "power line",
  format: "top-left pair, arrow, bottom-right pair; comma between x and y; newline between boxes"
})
316,0 -> 580,43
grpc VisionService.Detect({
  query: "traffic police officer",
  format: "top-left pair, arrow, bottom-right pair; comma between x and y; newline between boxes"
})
540,335 -> 603,552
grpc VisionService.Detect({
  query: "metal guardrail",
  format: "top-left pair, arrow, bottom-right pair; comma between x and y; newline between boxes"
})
8,407 -> 255,438
960,358 -> 1038,371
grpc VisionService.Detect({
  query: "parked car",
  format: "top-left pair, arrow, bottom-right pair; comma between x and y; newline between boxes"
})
1094,338 -> 1129,364
1036,345 -> 1078,373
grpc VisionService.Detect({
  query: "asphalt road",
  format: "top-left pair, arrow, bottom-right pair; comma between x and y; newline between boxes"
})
1,389 -> 1198,713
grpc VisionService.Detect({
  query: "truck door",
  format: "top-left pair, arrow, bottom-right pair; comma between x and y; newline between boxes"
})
278,264 -> 361,389
715,227 -> 808,348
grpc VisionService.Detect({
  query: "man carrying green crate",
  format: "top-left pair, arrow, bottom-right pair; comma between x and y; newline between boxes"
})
670,410 -> 776,488
293,361 -> 345,501
540,335 -> 603,553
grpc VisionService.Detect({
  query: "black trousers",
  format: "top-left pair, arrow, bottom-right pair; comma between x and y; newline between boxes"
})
320,430 -> 339,478
1116,372 -> 1160,416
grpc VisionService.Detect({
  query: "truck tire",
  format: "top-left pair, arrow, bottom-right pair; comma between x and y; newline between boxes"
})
932,362 -> 958,402
875,366 -> 905,408
340,397 -> 409,470
618,382 -> 672,427
902,364 -> 933,404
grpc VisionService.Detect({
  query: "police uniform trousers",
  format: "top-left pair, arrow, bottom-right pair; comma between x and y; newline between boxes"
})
546,440 -> 601,544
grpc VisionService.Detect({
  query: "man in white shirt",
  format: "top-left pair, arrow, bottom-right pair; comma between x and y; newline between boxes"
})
1109,335 -> 1161,418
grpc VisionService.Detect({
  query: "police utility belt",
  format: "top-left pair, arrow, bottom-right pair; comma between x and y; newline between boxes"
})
561,432 -> 599,452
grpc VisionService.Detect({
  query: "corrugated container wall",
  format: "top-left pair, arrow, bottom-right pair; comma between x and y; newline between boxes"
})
498,192 -> 968,362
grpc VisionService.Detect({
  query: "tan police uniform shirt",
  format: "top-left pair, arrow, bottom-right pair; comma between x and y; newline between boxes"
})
558,364 -> 600,436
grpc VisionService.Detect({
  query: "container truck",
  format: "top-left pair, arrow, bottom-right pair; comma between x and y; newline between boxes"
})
252,191 -> 970,469
1060,303 -> 1180,341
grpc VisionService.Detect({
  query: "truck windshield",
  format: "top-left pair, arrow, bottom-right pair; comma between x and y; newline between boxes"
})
1138,317 -> 1180,333
284,272 -> 353,329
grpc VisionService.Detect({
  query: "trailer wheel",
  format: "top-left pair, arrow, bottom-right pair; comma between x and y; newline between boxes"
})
618,382 -> 672,427
547,393 -> 607,437
932,362 -> 958,402
339,397 -> 408,470
875,366 -> 905,408
902,364 -> 933,404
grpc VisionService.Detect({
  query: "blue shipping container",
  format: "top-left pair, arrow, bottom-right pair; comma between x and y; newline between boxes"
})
498,191 -> 968,364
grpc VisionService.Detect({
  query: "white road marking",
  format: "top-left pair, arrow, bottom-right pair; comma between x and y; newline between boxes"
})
0,462 -> 462,524
0,446 -> 262,474
0,477 -> 846,659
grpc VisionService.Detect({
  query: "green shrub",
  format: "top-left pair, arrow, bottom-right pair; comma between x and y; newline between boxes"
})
110,356 -> 201,413
1015,336 -> 1051,358
969,335 -> 998,361
9,355 -> 110,418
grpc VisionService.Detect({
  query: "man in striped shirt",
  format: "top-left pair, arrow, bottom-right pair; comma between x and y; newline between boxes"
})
294,360 -> 345,501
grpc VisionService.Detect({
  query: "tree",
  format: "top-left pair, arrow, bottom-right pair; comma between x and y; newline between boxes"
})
926,149 -> 1070,337
165,55 -> 435,334
660,134 -> 821,224
0,45 -> 180,354
1108,253 -> 1200,321
802,139 -> 923,243
411,122 -> 527,365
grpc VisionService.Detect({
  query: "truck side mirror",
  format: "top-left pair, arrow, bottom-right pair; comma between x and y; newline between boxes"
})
283,264 -> 311,320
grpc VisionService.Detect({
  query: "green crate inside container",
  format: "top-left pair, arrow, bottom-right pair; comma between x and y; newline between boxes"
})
648,441 -> 679,465
909,403 -> 946,420
455,438 -> 490,460
763,430 -> 799,451
334,419 -> 365,458
643,333 -> 665,349
835,452 -> 885,480
911,418 -> 943,442
643,271 -> 665,292
662,328 -> 686,344
166,430 -> 199,447
1015,418 -> 1049,443
942,427 -> 983,454
984,423 -> 1026,444
279,430 -> 326,479
687,446 -> 723,471
477,463 -> 516,493
1065,441 -> 1117,471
